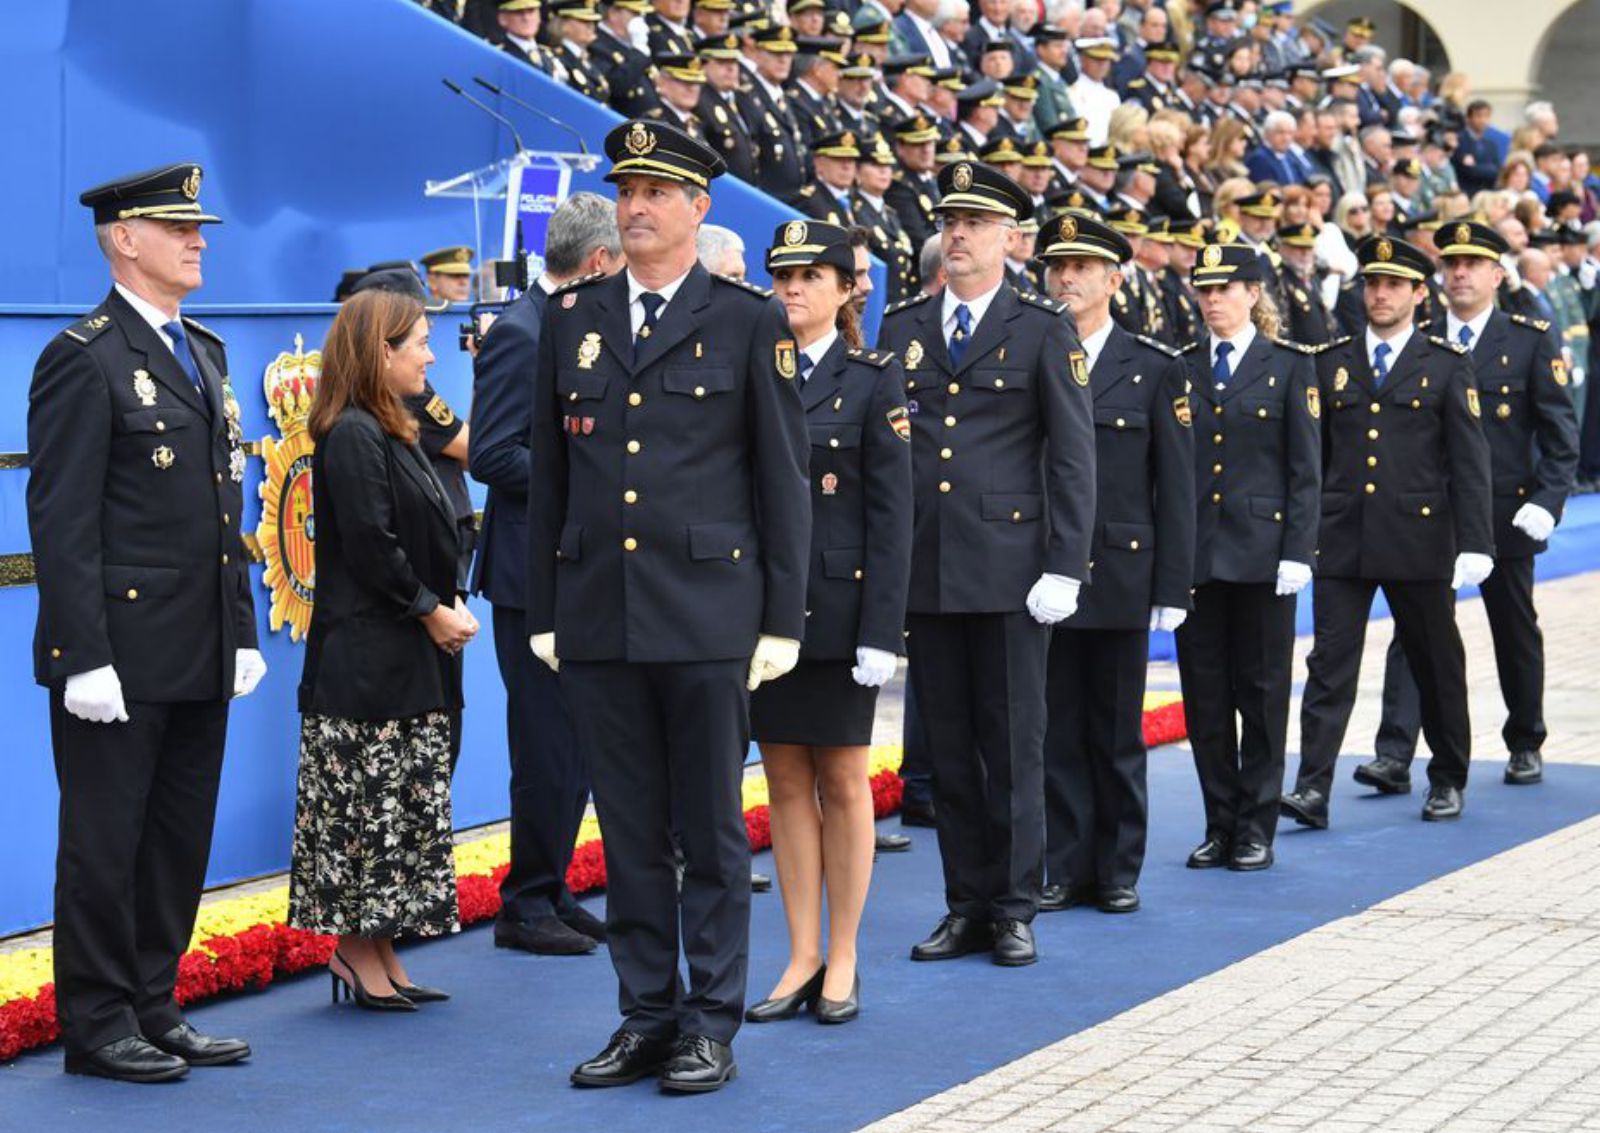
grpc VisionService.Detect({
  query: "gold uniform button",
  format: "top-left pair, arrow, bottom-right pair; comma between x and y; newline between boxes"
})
222,513 -> 230,525
939,480 -> 952,493
623,537 -> 638,551
853,568 -> 863,580
568,391 -> 579,402
829,438 -> 840,449
1212,462 -> 1223,474
1364,483 -> 1376,495
1116,417 -> 1126,428
1421,506 -> 1432,517
215,472 -> 223,484
944,415 -> 957,427
731,548 -> 742,561
1011,510 -> 1022,522
1367,456 -> 1377,468
628,392 -> 643,407
127,589 -> 139,600
947,382 -> 960,395
1369,403 -> 1381,414
1257,408 -> 1267,418
155,421 -> 166,432
694,385 -> 706,398
627,439 -> 641,454
51,648 -> 62,659
1411,399 -> 1421,409
1368,428 -> 1380,440
1213,433 -> 1224,445
1213,405 -> 1223,416
940,447 -> 953,460
623,490 -> 638,504
1212,492 -> 1222,504
1129,540 -> 1140,551
993,378 -> 1005,389
1274,511 -> 1283,522
221,553 -> 230,564
1500,385 -> 1510,395
1517,486 -> 1528,497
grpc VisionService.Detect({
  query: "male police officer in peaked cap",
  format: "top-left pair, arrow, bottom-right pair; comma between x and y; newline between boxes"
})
527,120 -> 809,1093
28,163 -> 264,1082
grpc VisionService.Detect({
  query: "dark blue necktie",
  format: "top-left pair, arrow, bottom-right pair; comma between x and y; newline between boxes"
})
162,320 -> 206,400
635,291 -> 664,361
948,303 -> 972,367
797,353 -> 814,387
1212,340 -> 1233,392
1373,341 -> 1392,387
1458,324 -> 1474,352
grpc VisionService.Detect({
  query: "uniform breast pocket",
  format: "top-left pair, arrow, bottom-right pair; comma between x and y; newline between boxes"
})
809,422 -> 863,456
821,547 -> 864,581
971,368 -> 1031,395
119,408 -> 195,436
1484,381 -> 1523,422
557,370 -> 610,404
1392,389 -> 1441,412
1101,521 -> 1153,551
687,521 -> 756,564
981,493 -> 1043,524
662,366 -> 736,401
1240,398 -> 1283,423
1249,496 -> 1286,524
103,563 -> 182,603
1397,492 -> 1441,519
1094,406 -> 1149,433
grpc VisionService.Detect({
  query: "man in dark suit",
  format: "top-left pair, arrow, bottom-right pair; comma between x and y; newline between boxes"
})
28,164 -> 262,1082
528,121 -> 809,1093
1284,235 -> 1494,828
1362,222 -> 1579,792
1034,212 -> 1195,916
877,161 -> 1095,968
469,193 -> 621,957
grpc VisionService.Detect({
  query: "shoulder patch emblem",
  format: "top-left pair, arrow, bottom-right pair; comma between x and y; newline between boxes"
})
1173,395 -> 1192,427
425,395 -> 455,426
1069,349 -> 1090,387
1430,334 -> 1468,355
775,338 -> 797,379
1466,387 -> 1481,418
1553,358 -> 1569,386
1306,386 -> 1321,419
1020,291 -> 1065,314
886,405 -> 911,441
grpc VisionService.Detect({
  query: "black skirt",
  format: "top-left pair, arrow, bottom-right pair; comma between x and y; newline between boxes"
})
750,659 -> 880,747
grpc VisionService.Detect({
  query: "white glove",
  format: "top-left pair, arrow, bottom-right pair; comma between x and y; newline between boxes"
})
1025,573 -> 1081,624
529,632 -> 560,673
851,646 -> 898,688
233,649 -> 267,698
747,635 -> 801,691
1275,560 -> 1313,597
63,664 -> 129,724
1451,552 -> 1495,590
1512,503 -> 1556,543
1149,606 -> 1188,633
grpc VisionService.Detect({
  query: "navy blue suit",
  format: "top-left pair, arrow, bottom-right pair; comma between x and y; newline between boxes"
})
1245,146 -> 1306,186
468,284 -> 590,927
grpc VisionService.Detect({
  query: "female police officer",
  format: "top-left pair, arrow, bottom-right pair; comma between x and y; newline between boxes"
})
747,221 -> 912,1026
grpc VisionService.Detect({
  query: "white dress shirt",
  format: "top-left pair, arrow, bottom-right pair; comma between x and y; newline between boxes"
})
1365,323 -> 1415,373
1445,306 -> 1493,353
1079,318 -> 1115,376
1066,75 -> 1120,145
1209,323 -> 1257,386
906,10 -> 952,68
800,328 -> 839,379
115,283 -> 179,352
942,279 -> 1004,342
627,267 -> 691,336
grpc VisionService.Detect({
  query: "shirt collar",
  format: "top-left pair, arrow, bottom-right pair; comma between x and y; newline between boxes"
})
536,273 -> 560,295
1366,322 -> 1414,367
1080,319 -> 1115,374
943,279 -> 1004,335
802,328 -> 839,371
1446,306 -> 1493,348
115,282 -> 178,339
628,266 -> 692,309
1210,322 -> 1257,367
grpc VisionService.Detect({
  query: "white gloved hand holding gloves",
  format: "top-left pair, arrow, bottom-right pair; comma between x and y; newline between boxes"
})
1451,552 -> 1495,590
851,646 -> 898,688
233,649 -> 268,698
747,635 -> 801,691
1275,560 -> 1313,597
529,632 -> 560,673
1511,503 -> 1556,543
1025,573 -> 1081,625
1149,606 -> 1188,633
63,664 -> 129,724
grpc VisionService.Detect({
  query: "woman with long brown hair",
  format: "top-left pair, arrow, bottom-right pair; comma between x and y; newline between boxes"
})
289,288 -> 478,1010
745,221 -> 911,1026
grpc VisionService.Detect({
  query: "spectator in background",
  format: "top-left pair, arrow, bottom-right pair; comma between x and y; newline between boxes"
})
1454,99 -> 1505,194
1358,124 -> 1393,184
697,223 -> 746,279
1333,190 -> 1373,251
1418,129 -> 1460,210
1499,152 -> 1536,196
1205,117 -> 1252,184
1524,101 -> 1561,146
1246,111 -> 1308,185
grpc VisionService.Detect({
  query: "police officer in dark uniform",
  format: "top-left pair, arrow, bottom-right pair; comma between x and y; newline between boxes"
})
1034,212 -> 1195,915
496,0 -> 567,79
884,113 -> 943,256
594,0 -> 657,116
853,134 -> 919,303
528,120 -> 809,1092
697,33 -> 759,184
29,163 -> 261,1081
1177,241 -> 1321,872
1361,222 -> 1579,793
1276,221 -> 1337,347
795,129 -> 862,225
1283,235 -> 1494,827
1160,217 -> 1206,348
877,161 -> 1095,967
738,23 -> 809,202
549,0 -> 612,105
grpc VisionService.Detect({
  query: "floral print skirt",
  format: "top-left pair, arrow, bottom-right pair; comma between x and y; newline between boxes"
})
288,711 -> 460,939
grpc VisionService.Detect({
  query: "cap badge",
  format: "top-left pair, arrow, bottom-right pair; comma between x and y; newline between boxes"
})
784,220 -> 807,247
1454,223 -> 1472,246
182,167 -> 201,201
952,163 -> 973,191
625,122 -> 657,157
1376,239 -> 1393,262
1202,244 -> 1223,268
1060,216 -> 1078,241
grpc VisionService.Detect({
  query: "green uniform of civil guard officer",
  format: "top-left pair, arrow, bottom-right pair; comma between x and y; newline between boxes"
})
877,159 -> 1096,969
27,163 -> 262,1083
1284,234 -> 1494,828
527,119 -> 810,1094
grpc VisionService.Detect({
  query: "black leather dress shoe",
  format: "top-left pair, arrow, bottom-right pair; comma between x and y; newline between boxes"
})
750,871 -> 772,892
64,1036 -> 188,1083
495,916 -> 597,956
1353,756 -> 1413,794
745,967 -> 824,1022
1280,788 -> 1330,829
570,1029 -> 675,1087
560,904 -> 608,943
899,798 -> 937,828
1505,750 -> 1543,785
910,914 -> 990,961
658,1034 -> 737,1093
875,831 -> 912,853
1097,887 -> 1140,914
1186,838 -> 1231,869
146,1022 -> 250,1066
1422,784 -> 1464,821
1227,842 -> 1274,872
1039,883 -> 1096,911
991,919 -> 1037,967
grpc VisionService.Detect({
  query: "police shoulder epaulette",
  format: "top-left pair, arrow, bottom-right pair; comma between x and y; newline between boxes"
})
181,316 -> 225,347
798,185 -> 816,197
1019,291 -> 1065,314
1272,337 -> 1316,354
1177,341 -> 1202,355
884,292 -> 933,316
1135,333 -> 1181,357
711,272 -> 772,297
61,310 -> 113,345
1429,334 -> 1469,355
553,271 -> 606,295
1127,78 -> 1148,89
846,346 -> 893,368
1509,312 -> 1552,333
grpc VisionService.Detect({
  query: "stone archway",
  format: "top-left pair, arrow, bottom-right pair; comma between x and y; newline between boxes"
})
1530,0 -> 1600,147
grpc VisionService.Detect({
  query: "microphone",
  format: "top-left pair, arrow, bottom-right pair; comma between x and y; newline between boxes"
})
442,78 -> 528,155
473,76 -> 590,157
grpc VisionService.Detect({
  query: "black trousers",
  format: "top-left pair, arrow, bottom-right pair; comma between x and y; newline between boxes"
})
1375,555 -> 1545,762
1043,627 -> 1150,889
559,659 -> 750,1044
1175,582 -> 1297,847
906,611 -> 1048,924
899,668 -> 933,806
491,605 -> 589,924
50,696 -> 229,1056
1298,577 -> 1470,796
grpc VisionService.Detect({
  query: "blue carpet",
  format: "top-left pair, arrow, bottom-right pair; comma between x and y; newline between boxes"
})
8,752 -> 1600,1133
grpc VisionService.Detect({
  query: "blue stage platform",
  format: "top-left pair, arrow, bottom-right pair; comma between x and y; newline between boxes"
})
8,752 -> 1600,1133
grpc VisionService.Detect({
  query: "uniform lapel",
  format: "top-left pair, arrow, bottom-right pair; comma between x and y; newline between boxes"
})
952,285 -> 1016,377
1091,323 -> 1135,401
590,271 -> 634,371
105,289 -> 208,416
1381,330 -> 1427,395
632,264 -> 711,375
1219,331 -> 1274,401
802,337 -> 847,411
1189,337 -> 1219,407
1473,310 -> 1508,369
187,329 -> 227,437
912,290 -> 953,375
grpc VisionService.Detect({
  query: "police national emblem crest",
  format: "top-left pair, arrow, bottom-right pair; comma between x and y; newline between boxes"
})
625,121 -> 657,156
952,163 -> 973,192
255,333 -> 322,642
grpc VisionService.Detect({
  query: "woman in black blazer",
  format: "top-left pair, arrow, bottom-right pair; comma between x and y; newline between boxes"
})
288,288 -> 479,1011
746,221 -> 912,1026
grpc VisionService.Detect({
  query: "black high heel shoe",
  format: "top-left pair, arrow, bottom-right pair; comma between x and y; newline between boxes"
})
329,951 -> 416,1012
815,973 -> 860,1024
744,966 -> 826,1022
392,981 -> 450,1003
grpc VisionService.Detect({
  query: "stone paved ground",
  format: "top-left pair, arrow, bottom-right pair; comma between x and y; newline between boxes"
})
859,571 -> 1600,1133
